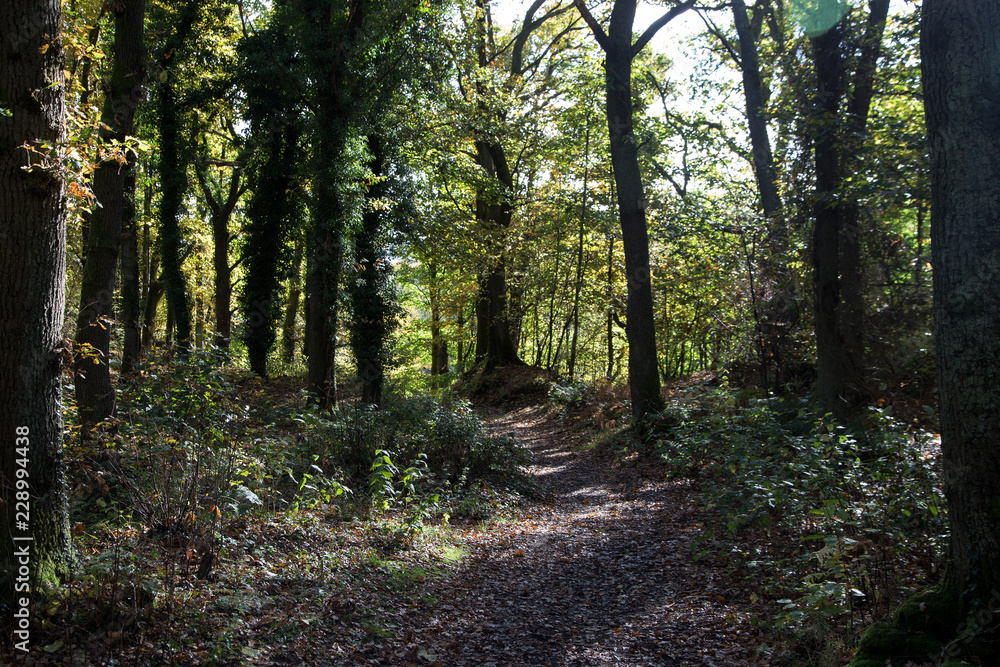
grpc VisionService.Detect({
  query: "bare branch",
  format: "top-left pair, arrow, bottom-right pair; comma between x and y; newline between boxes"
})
632,0 -> 696,57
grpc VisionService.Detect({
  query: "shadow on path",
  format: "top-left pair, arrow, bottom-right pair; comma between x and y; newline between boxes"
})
364,406 -> 765,667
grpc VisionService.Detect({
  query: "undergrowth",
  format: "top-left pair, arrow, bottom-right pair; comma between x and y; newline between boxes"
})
649,380 -> 946,665
20,349 -> 532,665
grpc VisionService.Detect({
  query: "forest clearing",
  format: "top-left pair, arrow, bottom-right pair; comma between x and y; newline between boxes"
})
2,0 -> 1000,664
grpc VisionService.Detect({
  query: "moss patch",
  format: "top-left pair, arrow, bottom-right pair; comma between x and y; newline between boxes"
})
851,587 -> 1000,666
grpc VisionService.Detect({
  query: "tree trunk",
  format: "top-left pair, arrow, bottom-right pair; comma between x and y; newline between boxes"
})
732,0 -> 782,221
243,121 -> 297,378
923,0 -> 1000,598
157,77 -> 191,349
152,2 -> 199,352
429,263 -> 448,379
304,0 -> 371,407
604,42 -> 663,420
472,139 -> 523,369
811,23 -> 846,416
142,267 -> 164,350
282,234 -> 304,363
838,0 -> 890,404
75,0 -> 146,434
810,2 -> 889,416
121,166 -> 141,373
568,119 -> 591,379
574,0 -> 688,420
350,133 -> 398,406
0,0 -> 74,593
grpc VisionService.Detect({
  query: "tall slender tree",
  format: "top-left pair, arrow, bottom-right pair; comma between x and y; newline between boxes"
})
809,0 -> 890,416
574,0 -> 695,420
153,0 -> 203,351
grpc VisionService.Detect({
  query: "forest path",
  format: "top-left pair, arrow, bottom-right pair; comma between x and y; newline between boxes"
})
367,405 -> 764,666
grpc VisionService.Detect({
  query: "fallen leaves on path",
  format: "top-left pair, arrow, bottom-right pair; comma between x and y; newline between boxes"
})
360,406 -> 770,667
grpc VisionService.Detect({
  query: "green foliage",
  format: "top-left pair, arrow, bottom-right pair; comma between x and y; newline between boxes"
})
296,397 -> 531,492
652,382 -> 946,655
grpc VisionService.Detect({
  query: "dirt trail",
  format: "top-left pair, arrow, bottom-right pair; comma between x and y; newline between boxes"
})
368,406 -> 765,666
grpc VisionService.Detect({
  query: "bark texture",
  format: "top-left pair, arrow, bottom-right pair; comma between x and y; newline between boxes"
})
0,0 -> 73,591
923,0 -> 1000,595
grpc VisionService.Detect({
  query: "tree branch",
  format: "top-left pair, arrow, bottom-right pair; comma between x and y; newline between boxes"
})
573,0 -> 611,52
698,9 -> 741,67
632,0 -> 696,57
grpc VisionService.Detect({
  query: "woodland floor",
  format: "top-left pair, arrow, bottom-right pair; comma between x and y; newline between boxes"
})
356,406 -> 767,667
8,397 -> 782,667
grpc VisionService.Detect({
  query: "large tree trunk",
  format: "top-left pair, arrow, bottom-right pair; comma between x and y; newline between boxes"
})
574,0 -> 690,420
75,0 -> 146,434
153,4 -> 200,352
923,0 -> 1000,598
243,123 -> 297,378
838,0 -> 890,404
306,126 -> 346,406
0,0 -> 73,593
303,0 -> 371,407
810,2 -> 889,416
157,76 -> 191,349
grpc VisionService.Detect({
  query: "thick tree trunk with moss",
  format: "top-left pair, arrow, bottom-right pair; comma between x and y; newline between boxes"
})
75,0 -> 146,434
850,3 -> 1000,664
243,122 -> 298,378
0,0 -> 74,595
153,3 -> 200,352
924,0 -> 1000,595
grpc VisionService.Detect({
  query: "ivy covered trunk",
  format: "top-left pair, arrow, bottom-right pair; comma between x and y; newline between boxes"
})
243,123 -> 296,378
75,0 -> 146,433
924,0 -> 1000,596
0,0 -> 73,593
350,134 -> 399,407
